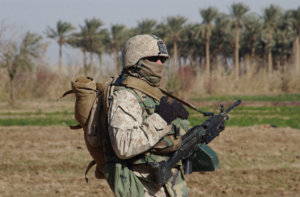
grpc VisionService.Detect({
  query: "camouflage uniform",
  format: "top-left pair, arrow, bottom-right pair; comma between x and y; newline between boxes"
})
107,87 -> 189,197
103,34 -> 189,197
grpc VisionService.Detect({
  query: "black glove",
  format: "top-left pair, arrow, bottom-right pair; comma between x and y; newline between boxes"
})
155,96 -> 189,124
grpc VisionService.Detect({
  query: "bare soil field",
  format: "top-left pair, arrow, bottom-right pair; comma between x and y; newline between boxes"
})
0,125 -> 299,197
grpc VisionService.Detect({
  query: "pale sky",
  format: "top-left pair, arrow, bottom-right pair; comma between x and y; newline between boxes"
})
1,0 -> 299,66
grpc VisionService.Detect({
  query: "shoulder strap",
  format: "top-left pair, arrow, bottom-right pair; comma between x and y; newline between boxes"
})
159,88 -> 198,112
122,76 -> 198,112
102,78 -> 116,114
122,76 -> 164,101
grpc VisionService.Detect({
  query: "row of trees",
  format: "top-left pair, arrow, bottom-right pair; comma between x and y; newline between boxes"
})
45,3 -> 300,79
1,3 -> 300,104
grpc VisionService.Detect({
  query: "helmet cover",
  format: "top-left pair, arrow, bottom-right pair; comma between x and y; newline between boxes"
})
122,34 -> 169,69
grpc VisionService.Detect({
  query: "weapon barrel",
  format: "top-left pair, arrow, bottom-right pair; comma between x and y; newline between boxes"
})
225,99 -> 242,114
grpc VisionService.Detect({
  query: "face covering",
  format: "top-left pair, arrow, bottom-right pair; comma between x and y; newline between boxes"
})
138,59 -> 164,86
124,59 -> 165,86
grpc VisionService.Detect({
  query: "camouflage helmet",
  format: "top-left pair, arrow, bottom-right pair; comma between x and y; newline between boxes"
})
122,34 -> 169,69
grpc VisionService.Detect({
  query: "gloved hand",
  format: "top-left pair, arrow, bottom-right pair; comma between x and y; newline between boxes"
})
155,96 -> 189,124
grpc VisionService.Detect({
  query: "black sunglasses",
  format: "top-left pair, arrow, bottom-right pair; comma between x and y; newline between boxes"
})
147,56 -> 167,63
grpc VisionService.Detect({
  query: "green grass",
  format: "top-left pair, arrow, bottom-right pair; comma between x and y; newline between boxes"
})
0,110 -> 73,116
0,118 -> 77,126
191,93 -> 300,102
1,99 -> 299,128
0,109 -> 76,126
188,105 -> 300,129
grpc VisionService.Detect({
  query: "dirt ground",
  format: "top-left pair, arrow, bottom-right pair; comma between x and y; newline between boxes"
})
0,125 -> 299,197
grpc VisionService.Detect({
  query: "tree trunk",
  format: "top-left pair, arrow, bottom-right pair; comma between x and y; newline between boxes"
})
113,47 -> 118,76
268,29 -> 273,78
83,49 -> 87,76
251,35 -> 256,59
275,55 -> 280,71
235,22 -> 240,80
173,40 -> 178,73
59,43 -> 62,73
9,76 -> 14,106
245,54 -> 250,77
178,50 -> 182,70
90,52 -> 94,76
205,27 -> 210,77
283,37 -> 287,72
97,52 -> 103,76
295,35 -> 299,73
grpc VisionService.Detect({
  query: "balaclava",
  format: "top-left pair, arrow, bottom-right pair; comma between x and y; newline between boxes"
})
125,58 -> 164,87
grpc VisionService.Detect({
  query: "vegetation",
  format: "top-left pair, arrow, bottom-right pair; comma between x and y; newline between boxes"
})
1,4 -> 300,103
45,21 -> 75,73
191,93 -> 300,102
0,32 -> 48,105
230,3 -> 249,80
188,105 -> 300,129
36,4 -> 300,77
0,94 -> 299,128
200,6 -> 218,76
0,104 -> 299,128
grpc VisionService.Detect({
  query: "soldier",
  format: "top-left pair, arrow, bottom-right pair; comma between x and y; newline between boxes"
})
102,34 -> 190,197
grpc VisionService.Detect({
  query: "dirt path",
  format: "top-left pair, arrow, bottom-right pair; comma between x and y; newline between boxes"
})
0,126 -> 299,196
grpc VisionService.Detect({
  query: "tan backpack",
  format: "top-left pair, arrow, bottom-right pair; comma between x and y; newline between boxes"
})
61,75 -> 113,181
62,75 -> 198,182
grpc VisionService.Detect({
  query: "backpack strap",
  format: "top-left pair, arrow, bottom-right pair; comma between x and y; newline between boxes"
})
58,90 -> 83,130
121,76 -> 198,111
59,90 -> 74,99
84,160 -> 96,183
69,125 -> 82,130
122,76 -> 164,101
102,78 -> 116,114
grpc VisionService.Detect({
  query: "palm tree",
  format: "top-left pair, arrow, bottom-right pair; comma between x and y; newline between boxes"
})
135,19 -> 157,34
82,18 -> 104,75
180,23 -> 202,67
209,13 -> 233,70
45,21 -> 75,73
94,29 -> 110,75
263,5 -> 281,77
154,22 -> 169,42
109,24 -> 129,76
68,27 -> 89,75
230,3 -> 249,79
200,7 -> 218,76
275,12 -> 294,72
240,14 -> 263,74
166,15 -> 187,72
290,7 -> 300,73
243,15 -> 262,59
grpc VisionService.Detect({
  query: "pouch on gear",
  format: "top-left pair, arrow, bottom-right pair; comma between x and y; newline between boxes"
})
192,144 -> 219,171
71,75 -> 97,127
103,162 -> 145,197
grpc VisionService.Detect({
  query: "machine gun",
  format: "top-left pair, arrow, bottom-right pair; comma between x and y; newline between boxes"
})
149,99 -> 242,186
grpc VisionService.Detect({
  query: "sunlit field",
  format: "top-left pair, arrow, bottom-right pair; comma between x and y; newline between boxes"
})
0,94 -> 299,196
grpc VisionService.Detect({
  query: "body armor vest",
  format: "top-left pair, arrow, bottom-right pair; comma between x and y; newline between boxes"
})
104,85 -> 189,166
